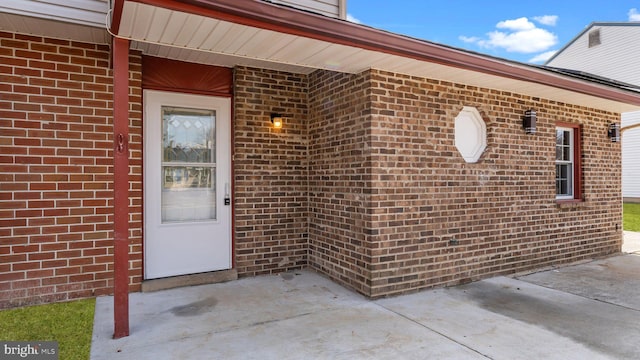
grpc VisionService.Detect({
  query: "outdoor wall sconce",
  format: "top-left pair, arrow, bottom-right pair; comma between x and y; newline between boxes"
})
523,109 -> 536,134
270,113 -> 283,129
608,123 -> 620,142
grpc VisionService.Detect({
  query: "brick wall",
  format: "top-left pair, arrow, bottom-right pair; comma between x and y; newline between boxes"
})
304,68 -> 621,298
231,66 -> 622,298
307,70 -> 374,295
0,32 -> 142,308
233,66 -> 309,276
364,69 -> 621,297
0,31 -> 624,307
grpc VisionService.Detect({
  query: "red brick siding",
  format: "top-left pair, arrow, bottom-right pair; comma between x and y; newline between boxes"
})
365,69 -> 621,297
0,32 -> 142,308
307,70 -> 374,295
234,66 -> 622,298
233,67 -> 309,276
0,31 -> 624,306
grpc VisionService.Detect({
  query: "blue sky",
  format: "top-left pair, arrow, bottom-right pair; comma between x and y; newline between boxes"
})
346,1 -> 640,63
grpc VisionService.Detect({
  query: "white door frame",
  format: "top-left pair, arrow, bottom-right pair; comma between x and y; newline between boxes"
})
143,90 -> 232,279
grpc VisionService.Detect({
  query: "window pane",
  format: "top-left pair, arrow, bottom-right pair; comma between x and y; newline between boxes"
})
162,107 -> 215,163
562,145 -> 570,162
162,167 -> 216,222
562,130 -> 571,146
556,179 -> 567,196
163,166 -> 212,189
555,130 -> 572,162
556,129 -> 564,146
161,106 -> 217,223
555,163 -> 573,196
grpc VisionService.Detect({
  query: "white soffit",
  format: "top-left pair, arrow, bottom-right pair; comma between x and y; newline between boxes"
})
117,2 -> 640,113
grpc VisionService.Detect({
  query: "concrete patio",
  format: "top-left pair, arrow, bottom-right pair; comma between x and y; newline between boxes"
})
91,232 -> 640,359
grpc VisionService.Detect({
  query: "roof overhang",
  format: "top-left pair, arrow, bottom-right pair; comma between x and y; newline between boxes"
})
108,0 -> 640,113
3,0 -> 640,114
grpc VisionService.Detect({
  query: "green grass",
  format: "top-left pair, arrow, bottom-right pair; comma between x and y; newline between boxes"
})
623,203 -> 640,232
0,298 -> 95,360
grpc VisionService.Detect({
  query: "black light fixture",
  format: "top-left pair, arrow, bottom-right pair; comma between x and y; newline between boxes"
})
608,123 -> 620,142
523,109 -> 536,134
270,113 -> 283,129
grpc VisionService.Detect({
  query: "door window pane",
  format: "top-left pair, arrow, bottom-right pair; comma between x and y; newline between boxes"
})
161,107 -> 217,223
162,168 -> 216,222
163,166 -> 212,189
163,107 -> 215,163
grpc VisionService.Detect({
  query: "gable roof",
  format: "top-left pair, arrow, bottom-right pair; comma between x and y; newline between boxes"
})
545,22 -> 640,65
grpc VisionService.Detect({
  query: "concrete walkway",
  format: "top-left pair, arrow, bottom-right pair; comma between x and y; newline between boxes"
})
91,238 -> 640,359
623,230 -> 640,253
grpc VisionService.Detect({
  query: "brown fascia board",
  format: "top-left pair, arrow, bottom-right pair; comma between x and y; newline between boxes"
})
128,0 -> 640,107
110,0 -> 126,34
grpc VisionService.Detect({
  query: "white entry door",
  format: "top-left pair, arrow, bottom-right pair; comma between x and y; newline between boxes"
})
143,90 -> 231,279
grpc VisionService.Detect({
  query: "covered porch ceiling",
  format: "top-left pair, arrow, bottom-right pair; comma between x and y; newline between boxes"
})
110,0 -> 640,114
121,1 -> 489,76
2,0 -> 639,113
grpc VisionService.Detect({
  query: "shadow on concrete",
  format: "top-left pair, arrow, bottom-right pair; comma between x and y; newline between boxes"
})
92,252 -> 640,359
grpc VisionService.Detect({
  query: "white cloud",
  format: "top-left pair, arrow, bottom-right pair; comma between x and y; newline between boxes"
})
459,35 -> 480,43
480,28 -> 557,53
461,17 -> 558,54
346,13 -> 361,24
496,17 -> 536,31
528,50 -> 557,63
533,15 -> 558,26
629,8 -> 640,21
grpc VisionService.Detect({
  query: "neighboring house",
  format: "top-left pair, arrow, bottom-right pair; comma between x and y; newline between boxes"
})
546,22 -> 640,202
2,1 -> 640,337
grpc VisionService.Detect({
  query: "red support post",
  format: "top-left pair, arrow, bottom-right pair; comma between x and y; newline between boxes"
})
112,36 -> 130,339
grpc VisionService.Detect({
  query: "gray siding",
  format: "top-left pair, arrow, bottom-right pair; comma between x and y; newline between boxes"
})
0,0 -> 108,27
547,25 -> 640,86
548,24 -> 640,200
269,0 -> 344,18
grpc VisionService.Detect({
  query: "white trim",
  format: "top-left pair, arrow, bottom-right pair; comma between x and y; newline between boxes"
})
555,127 -> 575,200
143,90 -> 232,279
454,106 -> 487,163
